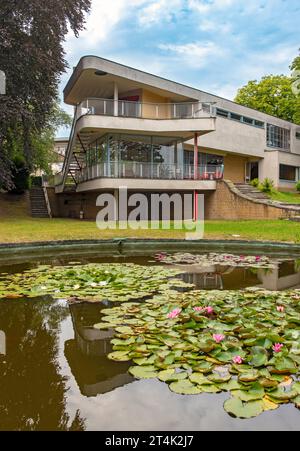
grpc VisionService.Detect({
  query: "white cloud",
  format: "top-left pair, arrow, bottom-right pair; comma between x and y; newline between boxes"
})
138,0 -> 184,26
159,41 -> 222,68
199,19 -> 232,33
188,0 -> 237,14
65,0 -> 147,57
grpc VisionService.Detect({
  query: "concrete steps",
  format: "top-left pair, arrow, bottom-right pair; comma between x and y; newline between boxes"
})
234,183 -> 270,200
29,187 -> 49,218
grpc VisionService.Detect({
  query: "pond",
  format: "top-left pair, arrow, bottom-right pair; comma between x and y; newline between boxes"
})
0,250 -> 300,431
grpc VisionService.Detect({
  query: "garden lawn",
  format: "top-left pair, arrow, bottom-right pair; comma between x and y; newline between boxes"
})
267,190 -> 300,204
0,217 -> 300,243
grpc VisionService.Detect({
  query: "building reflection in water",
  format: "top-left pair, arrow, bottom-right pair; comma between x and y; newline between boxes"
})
65,303 -> 133,397
180,260 -> 300,291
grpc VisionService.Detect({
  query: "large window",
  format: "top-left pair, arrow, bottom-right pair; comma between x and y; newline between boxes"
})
267,124 -> 290,150
86,133 -> 184,166
279,164 -> 299,182
184,151 -> 224,166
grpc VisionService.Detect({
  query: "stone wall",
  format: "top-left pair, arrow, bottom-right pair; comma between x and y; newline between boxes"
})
205,180 -> 292,220
47,181 -> 295,221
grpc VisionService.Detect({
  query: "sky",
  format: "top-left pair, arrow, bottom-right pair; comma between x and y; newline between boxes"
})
57,0 -> 300,137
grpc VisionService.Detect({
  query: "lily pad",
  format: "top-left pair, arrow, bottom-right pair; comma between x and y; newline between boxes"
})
169,380 -> 202,395
224,398 -> 264,419
129,365 -> 158,379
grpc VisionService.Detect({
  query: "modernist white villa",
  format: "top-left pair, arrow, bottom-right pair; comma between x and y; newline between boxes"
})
44,56 -> 300,220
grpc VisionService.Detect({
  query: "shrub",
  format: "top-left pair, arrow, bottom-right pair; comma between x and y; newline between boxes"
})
296,181 -> 300,192
260,178 -> 274,193
9,155 -> 30,194
250,178 -> 260,188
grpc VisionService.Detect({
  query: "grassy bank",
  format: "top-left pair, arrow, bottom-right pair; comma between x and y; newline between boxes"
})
1,192 -> 300,244
0,217 -> 300,243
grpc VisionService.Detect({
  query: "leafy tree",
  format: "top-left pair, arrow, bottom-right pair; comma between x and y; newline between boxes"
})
30,103 -> 72,175
235,75 -> 300,125
0,0 -> 91,189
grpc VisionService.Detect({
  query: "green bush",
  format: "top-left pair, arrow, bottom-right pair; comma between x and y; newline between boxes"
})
260,178 -> 274,193
250,178 -> 260,188
296,181 -> 300,192
10,155 -> 30,194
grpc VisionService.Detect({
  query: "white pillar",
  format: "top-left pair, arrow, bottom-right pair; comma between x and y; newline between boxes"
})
114,82 -> 119,117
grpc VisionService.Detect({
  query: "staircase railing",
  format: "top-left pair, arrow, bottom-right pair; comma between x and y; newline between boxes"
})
42,186 -> 52,218
60,105 -> 79,189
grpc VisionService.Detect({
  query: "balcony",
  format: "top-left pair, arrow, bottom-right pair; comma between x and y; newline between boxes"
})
76,98 -> 216,121
75,162 -> 224,184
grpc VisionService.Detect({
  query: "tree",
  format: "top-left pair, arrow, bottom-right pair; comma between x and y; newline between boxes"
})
0,0 -> 91,189
234,75 -> 300,125
30,103 -> 72,175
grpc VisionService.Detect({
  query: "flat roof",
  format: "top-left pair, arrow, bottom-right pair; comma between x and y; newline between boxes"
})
64,55 -> 300,128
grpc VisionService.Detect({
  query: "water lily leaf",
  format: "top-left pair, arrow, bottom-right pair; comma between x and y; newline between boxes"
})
262,397 -> 279,411
200,384 -> 221,393
192,361 -> 213,373
208,372 -> 231,383
271,357 -> 297,374
232,382 -> 264,401
189,373 -> 212,385
238,370 -> 259,382
293,395 -> 300,409
219,380 -> 242,391
267,387 -> 298,401
259,378 -> 278,389
158,369 -> 187,382
107,351 -> 130,361
115,326 -> 133,335
169,380 -> 202,395
249,346 -> 268,367
224,398 -> 264,419
129,365 -> 158,379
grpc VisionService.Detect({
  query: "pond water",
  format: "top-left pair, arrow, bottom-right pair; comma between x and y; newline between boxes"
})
0,252 -> 300,431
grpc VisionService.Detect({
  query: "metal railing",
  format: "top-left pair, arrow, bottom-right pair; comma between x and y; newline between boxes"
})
75,162 -> 224,183
76,98 -> 216,120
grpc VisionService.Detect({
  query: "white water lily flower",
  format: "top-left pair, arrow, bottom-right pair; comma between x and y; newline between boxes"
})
73,284 -> 80,290
89,282 -> 97,287
40,286 -> 47,290
99,281 -> 108,286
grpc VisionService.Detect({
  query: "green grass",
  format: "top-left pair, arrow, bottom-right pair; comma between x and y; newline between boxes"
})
0,217 -> 300,243
267,190 -> 300,204
1,192 -> 300,244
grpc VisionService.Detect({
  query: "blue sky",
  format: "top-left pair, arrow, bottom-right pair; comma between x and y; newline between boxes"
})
57,0 -> 300,137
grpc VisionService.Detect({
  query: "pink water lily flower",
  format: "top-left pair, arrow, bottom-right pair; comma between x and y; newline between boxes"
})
205,306 -> 214,315
167,308 -> 181,319
155,252 -> 167,261
255,256 -> 261,261
276,306 -> 285,312
193,306 -> 203,312
213,334 -> 225,343
232,355 -> 243,364
273,343 -> 284,353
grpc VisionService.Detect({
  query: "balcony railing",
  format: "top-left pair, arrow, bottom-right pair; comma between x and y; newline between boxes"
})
76,98 -> 216,120
75,162 -> 224,183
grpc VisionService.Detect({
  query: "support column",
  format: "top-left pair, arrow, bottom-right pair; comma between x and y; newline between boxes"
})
194,133 -> 198,221
114,82 -> 119,117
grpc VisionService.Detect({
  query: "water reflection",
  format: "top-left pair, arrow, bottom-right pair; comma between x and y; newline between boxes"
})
180,260 -> 300,291
0,298 -> 86,431
1,256 -> 300,430
65,303 -> 133,397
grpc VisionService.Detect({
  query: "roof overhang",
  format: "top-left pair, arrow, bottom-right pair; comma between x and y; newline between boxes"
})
64,56 -> 203,105
75,114 -> 216,142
